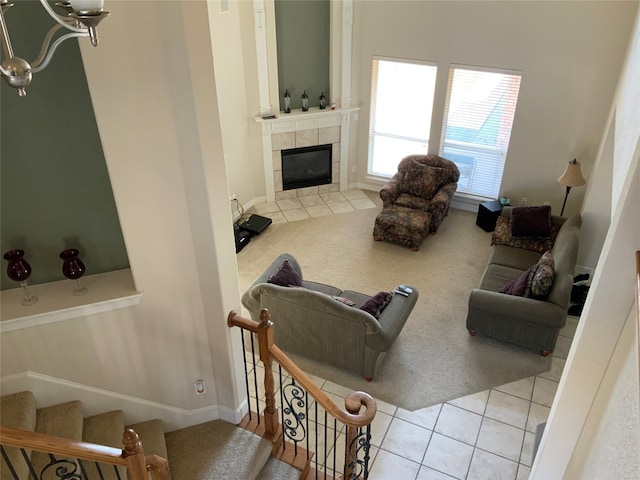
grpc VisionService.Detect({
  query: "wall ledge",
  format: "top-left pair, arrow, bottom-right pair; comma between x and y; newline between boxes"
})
0,269 -> 141,333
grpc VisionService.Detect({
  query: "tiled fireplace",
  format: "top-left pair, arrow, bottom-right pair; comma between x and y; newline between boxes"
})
255,107 -> 359,202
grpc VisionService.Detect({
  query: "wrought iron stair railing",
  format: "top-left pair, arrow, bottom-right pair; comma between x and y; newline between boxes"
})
228,308 -> 377,480
0,425 -> 170,480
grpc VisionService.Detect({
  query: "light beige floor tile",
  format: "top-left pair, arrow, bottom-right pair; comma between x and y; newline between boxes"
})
328,201 -> 356,214
369,411 -> 393,447
434,404 -> 482,446
269,211 -> 288,224
373,397 -> 398,417
467,448 -> 518,480
526,402 -> 550,433
531,377 -> 559,408
417,466 -> 457,479
297,186 -> 319,197
494,377 -> 535,401
306,423 -> 341,466
370,449 -> 421,480
342,189 -> 367,200
537,356 -> 565,383
516,464 -> 531,480
275,190 -> 297,201
307,391 -> 347,431
299,195 -> 325,207
323,440 -> 379,478
519,431 -> 536,467
447,389 -> 489,415
553,335 -> 572,359
381,417 -> 432,463
320,191 -> 347,203
559,316 -> 579,339
484,390 -> 530,430
422,433 -> 474,480
282,208 -> 310,222
306,204 -> 334,217
476,418 -> 525,463
276,198 -> 303,211
252,201 -> 281,215
396,404 -> 442,431
350,197 -> 377,210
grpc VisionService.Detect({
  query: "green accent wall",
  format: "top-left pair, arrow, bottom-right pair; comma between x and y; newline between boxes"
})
275,0 -> 330,112
0,2 -> 129,290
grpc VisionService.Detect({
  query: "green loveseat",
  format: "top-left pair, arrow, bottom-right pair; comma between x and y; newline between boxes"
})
241,254 -> 418,380
466,207 -> 581,355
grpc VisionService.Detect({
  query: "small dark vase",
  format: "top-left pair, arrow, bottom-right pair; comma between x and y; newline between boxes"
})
3,249 -> 38,305
59,249 -> 88,295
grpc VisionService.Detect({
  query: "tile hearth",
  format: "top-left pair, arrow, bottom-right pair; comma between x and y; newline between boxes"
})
245,189 -> 379,224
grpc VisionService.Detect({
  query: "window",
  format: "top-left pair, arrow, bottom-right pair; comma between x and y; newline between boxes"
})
368,58 -> 437,177
440,66 -> 521,198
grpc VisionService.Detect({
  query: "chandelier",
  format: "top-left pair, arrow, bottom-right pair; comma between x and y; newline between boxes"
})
0,0 -> 109,97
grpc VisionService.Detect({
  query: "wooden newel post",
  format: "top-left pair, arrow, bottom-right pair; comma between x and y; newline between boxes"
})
122,428 -> 148,480
258,308 -> 279,436
344,402 -> 361,479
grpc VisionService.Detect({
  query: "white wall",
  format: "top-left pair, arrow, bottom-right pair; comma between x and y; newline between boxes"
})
0,1 -> 246,429
531,5 -> 640,475
350,1 -> 635,219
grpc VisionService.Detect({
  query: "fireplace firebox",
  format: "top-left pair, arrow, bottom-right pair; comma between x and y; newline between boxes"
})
281,144 -> 332,191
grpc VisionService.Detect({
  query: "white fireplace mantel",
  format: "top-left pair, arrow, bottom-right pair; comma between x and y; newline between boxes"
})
255,107 -> 359,202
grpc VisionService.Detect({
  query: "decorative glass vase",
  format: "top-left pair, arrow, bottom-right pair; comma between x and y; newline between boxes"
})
59,249 -> 88,296
301,90 -> 309,112
3,249 -> 38,306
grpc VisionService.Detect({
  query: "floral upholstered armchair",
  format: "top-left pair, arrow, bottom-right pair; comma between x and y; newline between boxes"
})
379,154 -> 460,234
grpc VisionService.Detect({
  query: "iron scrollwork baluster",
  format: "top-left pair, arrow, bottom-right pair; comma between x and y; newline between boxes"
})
40,454 -> 83,480
281,378 -> 307,449
347,426 -> 372,480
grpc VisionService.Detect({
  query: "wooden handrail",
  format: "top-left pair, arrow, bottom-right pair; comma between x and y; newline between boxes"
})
0,425 -> 170,480
228,309 -> 377,428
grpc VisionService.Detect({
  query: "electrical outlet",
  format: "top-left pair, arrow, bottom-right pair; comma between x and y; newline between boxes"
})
194,379 -> 206,395
351,166 -> 357,173
520,197 -> 527,206
229,194 -> 237,202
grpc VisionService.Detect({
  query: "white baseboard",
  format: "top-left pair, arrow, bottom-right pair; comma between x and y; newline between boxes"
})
0,372 -> 247,432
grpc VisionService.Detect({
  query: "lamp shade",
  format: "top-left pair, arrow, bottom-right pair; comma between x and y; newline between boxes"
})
557,159 -> 587,187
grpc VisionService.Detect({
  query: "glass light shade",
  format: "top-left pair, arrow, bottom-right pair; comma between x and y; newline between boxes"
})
69,0 -> 104,12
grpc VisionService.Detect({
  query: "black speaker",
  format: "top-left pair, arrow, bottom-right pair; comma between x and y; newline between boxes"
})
234,224 -> 251,253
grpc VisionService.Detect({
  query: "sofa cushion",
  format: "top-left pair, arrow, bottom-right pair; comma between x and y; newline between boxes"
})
499,266 -> 532,296
359,291 -> 393,319
492,216 -> 559,253
331,296 -> 356,307
404,160 -> 443,199
511,205 -> 552,238
525,250 -> 555,299
267,259 -> 304,287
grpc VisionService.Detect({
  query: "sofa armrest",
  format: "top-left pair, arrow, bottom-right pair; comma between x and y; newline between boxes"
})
379,173 -> 403,206
365,288 -> 419,351
468,288 -> 566,328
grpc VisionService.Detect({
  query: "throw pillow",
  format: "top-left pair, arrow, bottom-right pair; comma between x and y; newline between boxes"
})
404,160 -> 443,199
499,266 -> 533,296
525,250 -> 555,299
359,291 -> 393,319
267,259 -> 304,287
492,216 -> 560,253
511,205 -> 552,238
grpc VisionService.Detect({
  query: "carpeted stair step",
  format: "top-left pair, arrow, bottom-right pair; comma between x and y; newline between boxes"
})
165,419 -> 273,480
255,457 -> 302,480
83,410 -> 127,479
0,391 -> 37,479
32,400 -> 84,475
127,418 -> 169,459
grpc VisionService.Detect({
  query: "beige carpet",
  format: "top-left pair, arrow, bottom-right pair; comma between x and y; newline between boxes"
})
236,195 -> 551,411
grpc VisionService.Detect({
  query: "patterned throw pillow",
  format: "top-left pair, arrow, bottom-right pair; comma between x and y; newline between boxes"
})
492,216 -> 559,253
359,291 -> 393,319
525,250 -> 555,299
267,259 -> 304,287
404,160 -> 443,199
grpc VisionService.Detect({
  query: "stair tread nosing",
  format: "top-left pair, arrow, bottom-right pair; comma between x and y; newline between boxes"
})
83,410 -> 127,480
127,418 -> 169,459
255,457 -> 301,480
165,420 -> 273,480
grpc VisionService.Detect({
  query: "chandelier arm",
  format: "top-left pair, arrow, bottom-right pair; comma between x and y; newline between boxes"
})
29,22 -> 65,69
38,0 -> 87,34
0,6 -> 15,59
31,31 -> 88,73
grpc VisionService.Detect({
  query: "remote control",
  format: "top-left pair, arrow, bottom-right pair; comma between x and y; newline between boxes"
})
398,285 -> 413,294
393,289 -> 409,297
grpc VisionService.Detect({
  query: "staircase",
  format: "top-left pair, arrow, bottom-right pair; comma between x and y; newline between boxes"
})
0,390 -> 300,480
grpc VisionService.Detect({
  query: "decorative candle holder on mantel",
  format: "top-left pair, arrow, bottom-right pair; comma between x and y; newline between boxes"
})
59,249 -> 88,296
3,249 -> 38,306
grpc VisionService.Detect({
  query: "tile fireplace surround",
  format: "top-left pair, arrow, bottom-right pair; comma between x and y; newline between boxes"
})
255,107 -> 359,202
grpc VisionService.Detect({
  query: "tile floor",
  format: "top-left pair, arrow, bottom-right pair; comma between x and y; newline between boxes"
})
245,189 -> 378,223
245,315 -> 578,480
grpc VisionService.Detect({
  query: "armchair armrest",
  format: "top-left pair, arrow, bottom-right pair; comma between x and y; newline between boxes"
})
431,182 -> 457,206
379,172 -> 404,206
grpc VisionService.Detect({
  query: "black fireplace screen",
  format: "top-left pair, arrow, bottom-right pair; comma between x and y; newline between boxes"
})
281,144 -> 332,190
